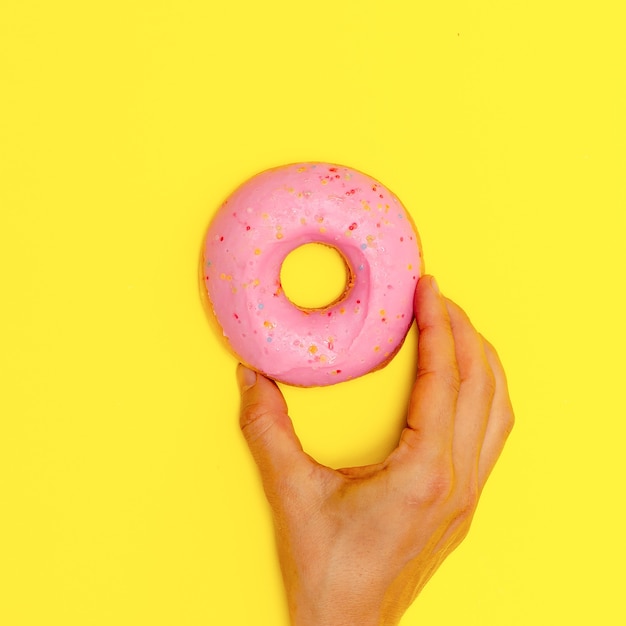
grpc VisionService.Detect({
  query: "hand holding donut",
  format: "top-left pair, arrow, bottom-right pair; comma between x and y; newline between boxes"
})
237,276 -> 514,626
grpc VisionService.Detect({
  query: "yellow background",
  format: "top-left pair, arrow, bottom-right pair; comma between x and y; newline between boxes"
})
1,1 -> 624,624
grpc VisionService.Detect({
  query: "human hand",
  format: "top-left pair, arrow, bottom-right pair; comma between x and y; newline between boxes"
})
236,275 -> 514,626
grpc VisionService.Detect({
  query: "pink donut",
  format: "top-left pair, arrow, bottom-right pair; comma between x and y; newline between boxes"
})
202,162 -> 422,387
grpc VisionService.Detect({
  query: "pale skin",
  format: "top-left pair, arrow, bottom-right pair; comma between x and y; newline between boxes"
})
236,275 -> 515,626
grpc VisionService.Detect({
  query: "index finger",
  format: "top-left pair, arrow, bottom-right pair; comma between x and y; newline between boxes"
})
401,276 -> 460,459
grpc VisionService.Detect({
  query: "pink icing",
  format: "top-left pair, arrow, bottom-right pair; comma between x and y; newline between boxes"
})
202,162 -> 422,386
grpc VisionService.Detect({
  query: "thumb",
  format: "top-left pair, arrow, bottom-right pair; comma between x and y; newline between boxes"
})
237,364 -> 306,490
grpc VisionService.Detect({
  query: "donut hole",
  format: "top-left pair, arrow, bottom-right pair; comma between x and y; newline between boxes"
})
280,243 -> 351,310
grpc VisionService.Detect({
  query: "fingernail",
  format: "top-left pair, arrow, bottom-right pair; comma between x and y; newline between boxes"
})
237,364 -> 257,391
431,276 -> 440,294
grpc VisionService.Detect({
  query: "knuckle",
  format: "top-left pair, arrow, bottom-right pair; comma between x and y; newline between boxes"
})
461,356 -> 495,397
496,398 -> 516,439
504,406 -> 516,436
412,462 -> 454,506
399,426 -> 422,453
471,366 -> 496,402
240,401 -> 275,443
454,483 -> 479,521
417,366 -> 461,395
482,366 -> 497,398
445,370 -> 462,395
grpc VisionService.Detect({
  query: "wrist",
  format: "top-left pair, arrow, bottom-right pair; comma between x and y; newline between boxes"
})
288,589 -> 387,626
290,605 -> 381,626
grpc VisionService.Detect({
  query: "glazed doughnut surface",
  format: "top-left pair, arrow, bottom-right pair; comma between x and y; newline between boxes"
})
202,162 -> 422,387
